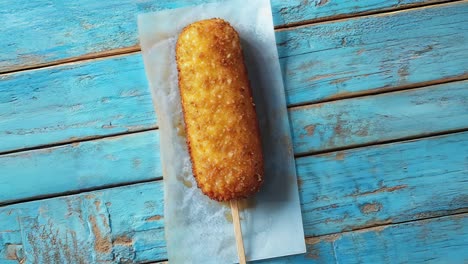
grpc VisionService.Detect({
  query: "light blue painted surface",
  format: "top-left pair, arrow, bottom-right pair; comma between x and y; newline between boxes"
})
1,128 -> 466,238
0,182 -> 165,263
2,7 -> 468,153
291,80 -> 468,154
0,131 -> 161,204
271,0 -> 442,26
297,131 -> 468,236
258,214 -> 468,264
0,1 -> 467,263
2,80 -> 468,203
278,1 -> 468,104
0,0 -> 441,71
0,54 -> 156,153
0,181 -> 466,263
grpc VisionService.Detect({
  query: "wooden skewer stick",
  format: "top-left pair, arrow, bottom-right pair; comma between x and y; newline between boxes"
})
230,199 -> 247,264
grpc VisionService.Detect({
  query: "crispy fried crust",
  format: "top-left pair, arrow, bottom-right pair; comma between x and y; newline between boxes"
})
176,18 -> 264,201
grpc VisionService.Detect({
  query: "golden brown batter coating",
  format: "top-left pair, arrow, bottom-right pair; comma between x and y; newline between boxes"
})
176,18 -> 264,201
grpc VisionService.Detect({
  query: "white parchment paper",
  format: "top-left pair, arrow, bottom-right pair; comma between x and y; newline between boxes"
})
138,0 -> 305,263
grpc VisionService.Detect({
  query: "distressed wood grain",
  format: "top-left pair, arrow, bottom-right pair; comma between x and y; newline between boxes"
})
0,1 -> 466,263
1,79 -> 467,203
1,123 -> 467,237
278,1 -> 468,105
0,181 -> 466,263
0,131 -> 161,204
291,80 -> 468,155
0,55 -> 156,153
273,0 -> 451,26
2,4 -> 467,153
0,0 -> 447,72
257,214 -> 468,263
296,131 -> 468,236
0,72 -> 468,155
0,183 -> 165,263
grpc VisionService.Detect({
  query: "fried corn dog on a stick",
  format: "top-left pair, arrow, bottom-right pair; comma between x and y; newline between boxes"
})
176,18 -> 264,201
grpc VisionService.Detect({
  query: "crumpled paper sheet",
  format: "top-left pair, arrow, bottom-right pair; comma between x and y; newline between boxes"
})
138,0 -> 305,262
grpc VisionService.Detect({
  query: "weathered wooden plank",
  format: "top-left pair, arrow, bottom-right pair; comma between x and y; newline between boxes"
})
296,131 -> 468,236
0,54 -> 156,153
278,1 -> 468,105
1,52 -> 467,156
0,182 -> 466,263
0,0 -> 445,72
1,81 -> 467,203
0,183 -> 165,263
257,214 -> 468,264
0,131 -> 162,205
273,0 -> 449,26
1,3 -> 466,153
2,123 -> 467,236
291,80 -> 468,154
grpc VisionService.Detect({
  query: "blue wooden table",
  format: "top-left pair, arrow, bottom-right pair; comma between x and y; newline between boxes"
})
1,0 -> 467,263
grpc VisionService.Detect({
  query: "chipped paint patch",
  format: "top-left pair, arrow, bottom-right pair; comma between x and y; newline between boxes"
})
88,215 -> 111,253
349,185 -> 407,197
316,0 -> 329,7
113,235 -> 133,246
304,124 -> 315,136
307,74 -> 334,82
6,244 -> 23,261
360,202 -> 383,214
94,200 -> 101,211
323,233 -> 341,243
335,152 -> 345,160
305,247 -> 319,259
305,236 -> 322,246
146,215 -> 162,222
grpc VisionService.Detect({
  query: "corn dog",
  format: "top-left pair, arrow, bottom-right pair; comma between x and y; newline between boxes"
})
176,18 -> 264,201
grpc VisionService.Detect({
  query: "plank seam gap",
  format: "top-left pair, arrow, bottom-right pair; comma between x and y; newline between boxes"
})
289,75 -> 468,109
141,260 -> 168,264
106,211 -> 468,263
0,126 -> 158,156
3,75 -> 467,156
305,210 -> 468,240
2,129 -> 467,206
0,177 -> 162,207
1,76 -> 466,157
0,47 -> 141,75
1,0 -> 465,74
1,115 -> 467,161
275,0 -> 466,31
295,128 -> 468,158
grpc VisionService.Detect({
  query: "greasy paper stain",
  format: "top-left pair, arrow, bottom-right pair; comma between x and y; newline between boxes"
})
238,198 -> 257,211
182,179 -> 193,188
224,211 -> 233,223
224,209 -> 243,223
175,117 -> 186,138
